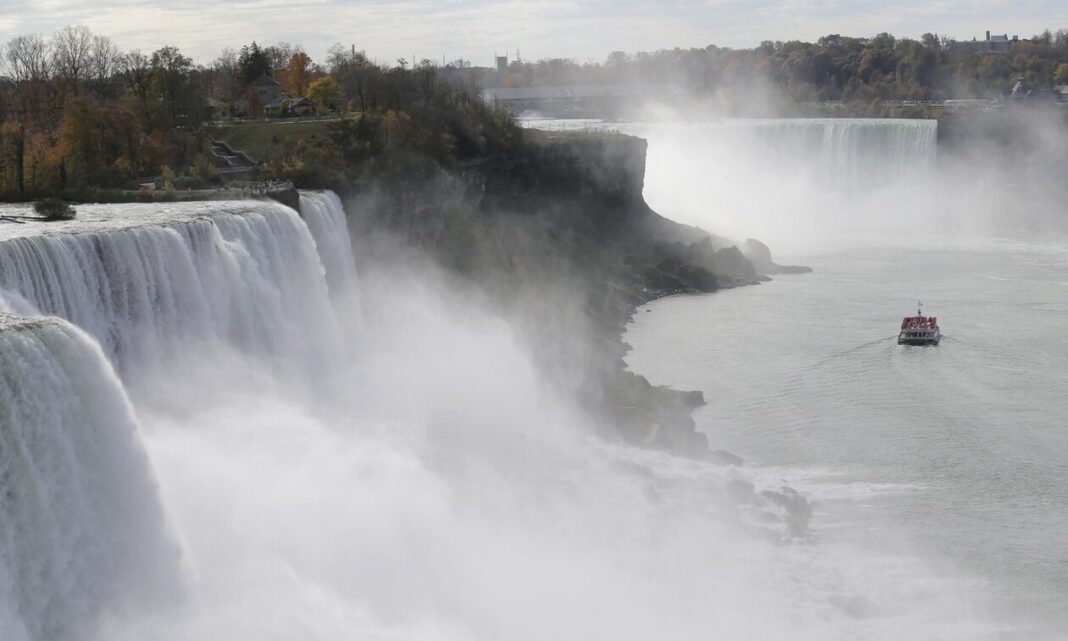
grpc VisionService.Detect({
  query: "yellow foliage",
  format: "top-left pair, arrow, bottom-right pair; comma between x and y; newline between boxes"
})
1055,63 -> 1068,86
308,76 -> 341,112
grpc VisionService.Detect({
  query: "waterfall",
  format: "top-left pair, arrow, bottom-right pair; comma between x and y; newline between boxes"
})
0,192 -> 358,640
299,190 -> 360,300
0,200 -> 342,379
629,118 -> 942,249
634,118 -> 937,194
0,315 -> 177,641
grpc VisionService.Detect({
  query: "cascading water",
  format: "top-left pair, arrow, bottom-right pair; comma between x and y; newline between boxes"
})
633,118 -> 943,250
519,118 -> 942,251
299,191 -> 359,299
0,188 -> 1000,640
0,315 -> 177,641
705,118 -> 938,192
0,193 -> 358,640
627,119 -> 942,249
0,201 -> 341,388
299,191 -> 363,333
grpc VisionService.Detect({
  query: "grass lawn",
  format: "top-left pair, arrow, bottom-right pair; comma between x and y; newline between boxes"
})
211,120 -> 335,163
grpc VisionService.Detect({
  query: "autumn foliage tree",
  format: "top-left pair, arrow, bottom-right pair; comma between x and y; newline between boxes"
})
0,25 -> 208,199
308,76 -> 341,112
281,51 -> 314,97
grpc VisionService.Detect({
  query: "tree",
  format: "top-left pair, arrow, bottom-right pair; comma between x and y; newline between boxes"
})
238,41 -> 271,86
921,33 -> 942,52
1055,62 -> 1068,85
5,34 -> 52,83
148,45 -> 195,125
213,48 -> 240,111
34,198 -> 76,220
4,35 -> 52,124
89,35 -> 121,96
308,76 -> 341,112
51,25 -> 94,94
326,43 -> 371,74
118,50 -> 151,122
57,95 -> 97,189
264,43 -> 300,75
281,51 -> 313,96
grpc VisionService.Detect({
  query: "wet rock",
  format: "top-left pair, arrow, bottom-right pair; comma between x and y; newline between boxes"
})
713,245 -> 761,285
761,486 -> 813,537
742,238 -> 813,276
652,414 -> 708,455
741,238 -> 775,274
705,449 -> 744,467
679,389 -> 705,408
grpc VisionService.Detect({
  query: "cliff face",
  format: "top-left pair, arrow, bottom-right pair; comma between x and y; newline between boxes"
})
475,132 -> 654,243
341,131 -> 767,458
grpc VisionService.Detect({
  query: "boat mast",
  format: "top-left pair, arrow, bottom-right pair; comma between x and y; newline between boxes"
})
917,300 -> 923,317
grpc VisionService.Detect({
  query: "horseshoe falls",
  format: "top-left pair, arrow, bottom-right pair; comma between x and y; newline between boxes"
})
0,188 -> 1031,640
615,118 -> 942,251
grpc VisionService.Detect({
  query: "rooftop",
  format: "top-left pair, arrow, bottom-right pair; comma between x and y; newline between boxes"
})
250,74 -> 281,88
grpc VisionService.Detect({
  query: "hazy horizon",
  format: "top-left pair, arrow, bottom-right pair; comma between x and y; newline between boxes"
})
1,0 -> 1065,67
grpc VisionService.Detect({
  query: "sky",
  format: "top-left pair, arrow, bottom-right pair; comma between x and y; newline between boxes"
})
0,0 -> 1065,67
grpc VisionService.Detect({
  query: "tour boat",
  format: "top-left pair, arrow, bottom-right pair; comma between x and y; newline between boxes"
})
898,302 -> 940,346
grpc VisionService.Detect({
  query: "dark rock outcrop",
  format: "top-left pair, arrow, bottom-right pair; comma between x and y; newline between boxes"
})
714,245 -> 763,286
741,238 -> 813,276
761,487 -> 813,537
341,130 -> 777,462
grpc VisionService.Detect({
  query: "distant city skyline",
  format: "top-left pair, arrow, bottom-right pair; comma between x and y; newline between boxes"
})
0,0 -> 1065,67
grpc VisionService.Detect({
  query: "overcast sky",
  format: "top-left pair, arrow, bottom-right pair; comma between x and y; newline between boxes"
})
0,0 -> 1065,67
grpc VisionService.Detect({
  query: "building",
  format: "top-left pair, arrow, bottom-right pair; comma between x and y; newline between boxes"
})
1008,76 -> 1062,105
495,54 -> 509,73
953,31 -> 1020,55
288,97 -> 316,115
248,73 -> 290,116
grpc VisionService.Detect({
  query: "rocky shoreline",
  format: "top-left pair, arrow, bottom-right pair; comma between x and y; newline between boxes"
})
339,128 -> 810,464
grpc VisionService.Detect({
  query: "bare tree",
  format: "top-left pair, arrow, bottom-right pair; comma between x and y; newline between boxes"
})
1055,29 -> 1068,50
118,49 -> 151,119
89,34 -> 122,95
265,43 -> 301,75
5,35 -> 52,82
214,48 -> 240,113
2,35 -> 52,195
51,25 -> 94,94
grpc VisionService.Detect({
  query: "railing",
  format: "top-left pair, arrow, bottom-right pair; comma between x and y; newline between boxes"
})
226,180 -> 294,194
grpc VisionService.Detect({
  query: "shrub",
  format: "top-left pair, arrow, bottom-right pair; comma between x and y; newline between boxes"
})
33,198 -> 77,221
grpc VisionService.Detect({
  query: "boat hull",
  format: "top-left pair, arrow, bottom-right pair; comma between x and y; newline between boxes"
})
898,333 -> 940,346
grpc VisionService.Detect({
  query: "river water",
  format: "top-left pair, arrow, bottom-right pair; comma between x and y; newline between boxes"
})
619,118 -> 1068,638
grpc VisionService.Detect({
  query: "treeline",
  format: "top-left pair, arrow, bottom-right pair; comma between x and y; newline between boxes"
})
485,30 -> 1068,106
258,49 -> 518,188
0,27 -> 212,199
0,26 -> 515,200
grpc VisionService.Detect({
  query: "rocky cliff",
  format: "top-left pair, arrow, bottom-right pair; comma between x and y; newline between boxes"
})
340,129 -> 793,459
